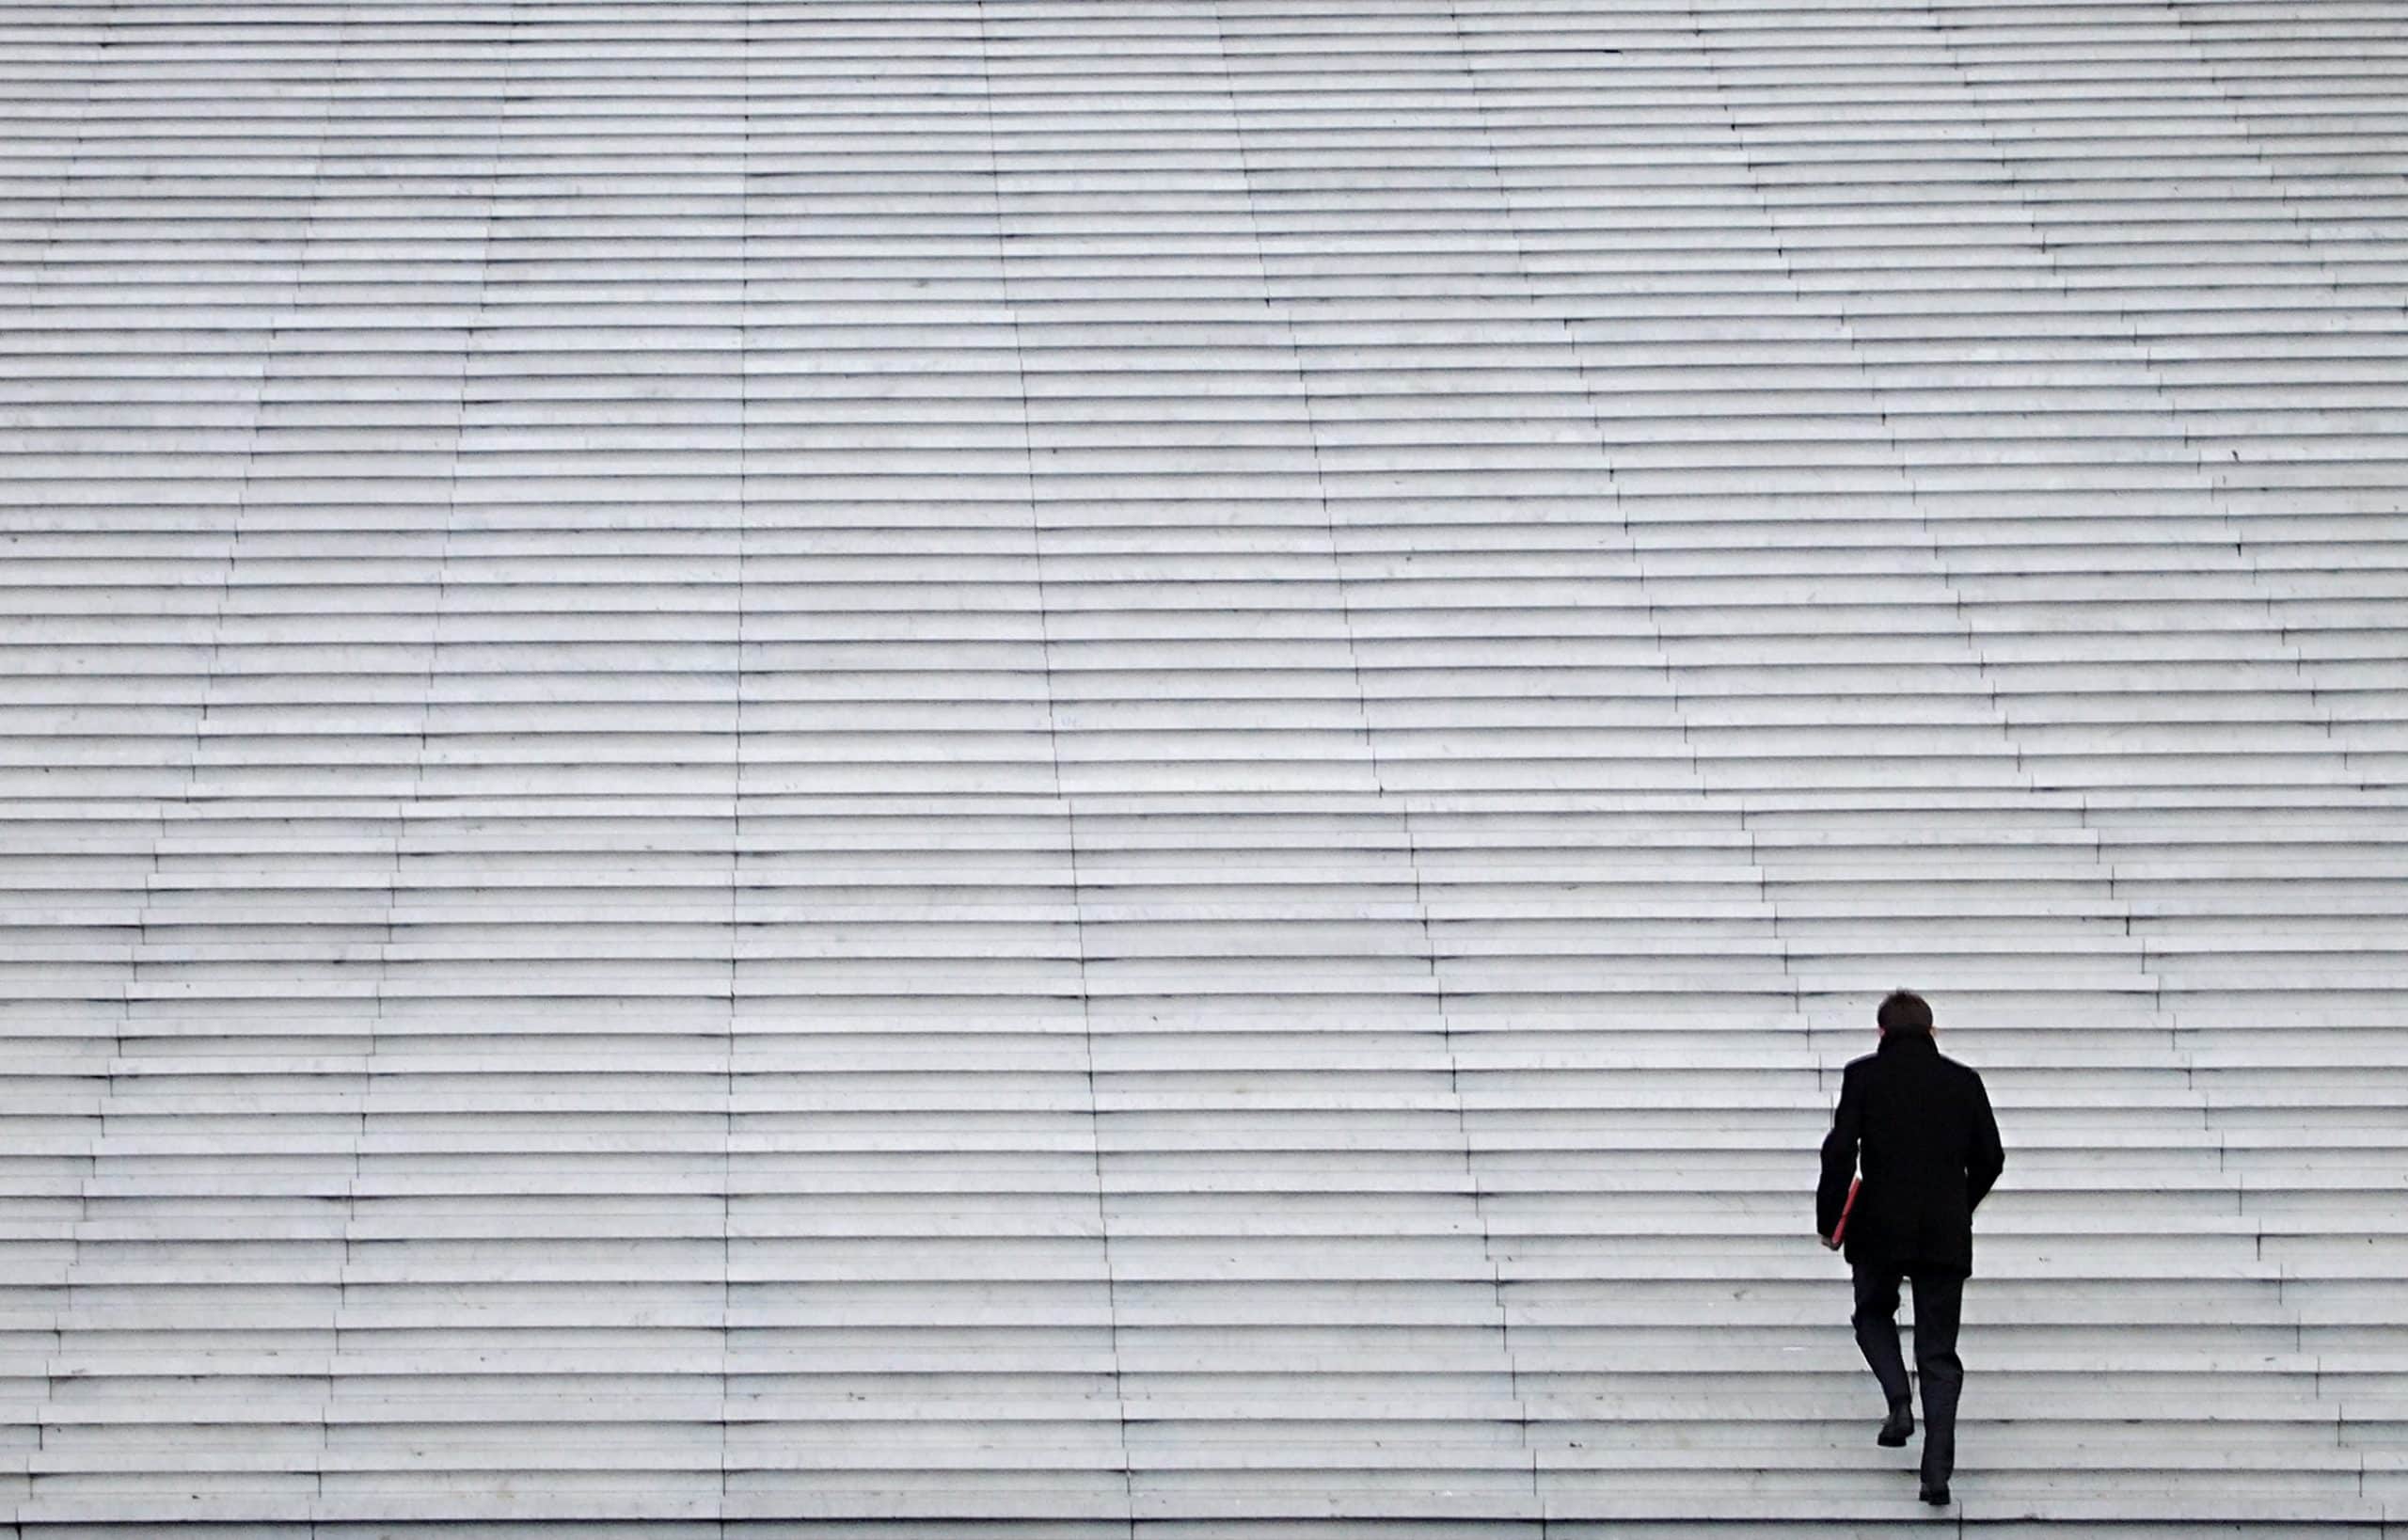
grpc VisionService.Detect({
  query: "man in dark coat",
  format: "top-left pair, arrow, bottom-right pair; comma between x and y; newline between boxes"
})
1817,990 -> 2004,1507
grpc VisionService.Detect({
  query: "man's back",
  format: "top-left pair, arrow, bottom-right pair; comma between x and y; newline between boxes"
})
1817,1032 -> 2004,1277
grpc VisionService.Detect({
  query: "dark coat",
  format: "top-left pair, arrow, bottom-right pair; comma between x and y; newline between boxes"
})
1817,1033 -> 2004,1277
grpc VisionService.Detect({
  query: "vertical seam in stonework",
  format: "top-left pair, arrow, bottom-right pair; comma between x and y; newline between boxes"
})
2172,0 -> 2328,768
1449,0 -> 1531,1487
16,70 -> 98,1448
980,0 -> 1130,1513
321,11 -> 356,1502
725,0 -> 751,1511
2162,0 -> 2332,1406
1925,0 -> 2033,801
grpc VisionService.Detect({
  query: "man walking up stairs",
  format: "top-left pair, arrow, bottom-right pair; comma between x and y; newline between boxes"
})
1819,991 -> 2007,1507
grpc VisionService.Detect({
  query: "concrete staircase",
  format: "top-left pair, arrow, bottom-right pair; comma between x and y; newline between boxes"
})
2,0 -> 2405,1532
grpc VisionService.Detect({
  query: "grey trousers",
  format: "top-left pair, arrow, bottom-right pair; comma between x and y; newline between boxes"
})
1851,1260 -> 1967,1487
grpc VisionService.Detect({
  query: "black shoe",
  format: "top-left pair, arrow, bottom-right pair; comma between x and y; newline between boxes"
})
1877,1402 -> 1914,1447
1919,1482 -> 1951,1506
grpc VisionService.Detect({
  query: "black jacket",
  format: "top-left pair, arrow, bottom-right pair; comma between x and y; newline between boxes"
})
1817,1033 -> 2004,1277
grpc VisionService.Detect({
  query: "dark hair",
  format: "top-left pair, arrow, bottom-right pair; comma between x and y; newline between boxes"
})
1877,990 -> 1933,1038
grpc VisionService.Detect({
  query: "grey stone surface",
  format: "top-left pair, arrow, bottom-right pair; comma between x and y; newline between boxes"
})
3,0 -> 2407,1532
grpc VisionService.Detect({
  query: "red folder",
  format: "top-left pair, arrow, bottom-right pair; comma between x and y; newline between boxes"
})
1830,1178 -> 1862,1246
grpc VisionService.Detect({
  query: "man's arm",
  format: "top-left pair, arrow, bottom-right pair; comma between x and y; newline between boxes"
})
1967,1072 -> 2004,1212
1816,1062 -> 1862,1241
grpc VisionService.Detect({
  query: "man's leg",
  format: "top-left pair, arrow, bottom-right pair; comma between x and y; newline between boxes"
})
1849,1261 -> 1912,1413
1909,1269 -> 1967,1491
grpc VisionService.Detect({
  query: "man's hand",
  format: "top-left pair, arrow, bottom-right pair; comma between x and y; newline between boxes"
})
1817,1232 -> 1840,1251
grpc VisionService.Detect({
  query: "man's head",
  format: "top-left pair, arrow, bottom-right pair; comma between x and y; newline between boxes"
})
1877,990 -> 1933,1040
